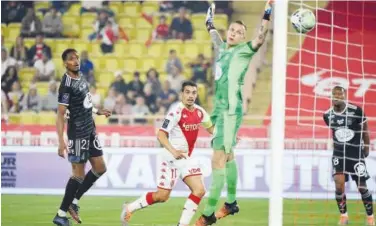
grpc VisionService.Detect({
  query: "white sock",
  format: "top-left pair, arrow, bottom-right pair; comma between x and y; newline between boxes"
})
341,212 -> 348,217
127,192 -> 154,213
57,209 -> 66,217
72,198 -> 78,205
178,194 -> 201,225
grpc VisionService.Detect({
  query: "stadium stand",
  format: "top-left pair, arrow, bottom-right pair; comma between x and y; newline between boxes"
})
1,0 -> 272,126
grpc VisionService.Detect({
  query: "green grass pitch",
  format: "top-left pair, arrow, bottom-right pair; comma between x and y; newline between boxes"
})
1,195 -> 370,225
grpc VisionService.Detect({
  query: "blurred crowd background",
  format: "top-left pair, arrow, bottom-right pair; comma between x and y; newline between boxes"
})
1,1 -> 272,125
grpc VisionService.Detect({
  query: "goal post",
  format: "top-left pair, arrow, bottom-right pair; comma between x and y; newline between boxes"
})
269,0 -> 289,226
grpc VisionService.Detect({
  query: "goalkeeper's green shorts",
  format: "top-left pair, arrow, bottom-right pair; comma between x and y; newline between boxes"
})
210,107 -> 243,153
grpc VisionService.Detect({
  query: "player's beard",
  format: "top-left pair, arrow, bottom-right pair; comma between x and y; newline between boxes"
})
333,99 -> 346,112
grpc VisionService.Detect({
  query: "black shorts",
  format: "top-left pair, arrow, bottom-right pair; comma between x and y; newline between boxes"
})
331,156 -> 370,182
67,130 -> 103,163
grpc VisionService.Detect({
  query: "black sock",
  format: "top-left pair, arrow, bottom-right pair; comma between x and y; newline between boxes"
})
59,177 -> 83,212
360,189 -> 374,216
335,191 -> 347,214
75,170 -> 101,200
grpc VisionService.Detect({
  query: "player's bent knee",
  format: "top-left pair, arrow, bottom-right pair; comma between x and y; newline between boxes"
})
192,187 -> 206,198
154,189 -> 171,203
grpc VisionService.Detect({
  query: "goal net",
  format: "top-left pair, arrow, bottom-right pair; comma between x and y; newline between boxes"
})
276,0 -> 376,225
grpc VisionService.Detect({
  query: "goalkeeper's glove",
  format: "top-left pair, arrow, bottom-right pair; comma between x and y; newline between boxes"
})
263,0 -> 274,21
206,3 -> 216,31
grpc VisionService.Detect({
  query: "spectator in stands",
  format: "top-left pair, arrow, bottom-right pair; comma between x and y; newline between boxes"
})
146,68 -> 162,96
214,1 -> 234,17
1,1 -> 27,24
1,66 -> 18,94
143,83 -> 157,114
90,85 -> 101,108
157,80 -> 177,109
101,1 -> 115,18
20,8 -> 42,38
103,87 -> 117,112
22,83 -> 41,112
167,66 -> 184,93
156,105 -> 167,115
113,93 -> 132,118
41,80 -> 58,112
33,51 -> 55,82
28,34 -> 52,66
159,1 -> 174,12
80,50 -> 95,85
167,92 -> 180,113
165,49 -> 183,74
126,90 -> 136,105
100,20 -> 117,54
1,48 -> 17,76
111,70 -> 128,95
154,15 -> 169,40
128,71 -> 144,96
132,96 -> 149,124
188,54 -> 211,84
170,7 -> 193,40
81,1 -> 103,14
90,11 -> 109,41
187,1 -> 209,13
10,36 -> 29,67
8,81 -> 24,113
50,1 -> 71,14
42,7 -> 63,38
1,90 -> 9,121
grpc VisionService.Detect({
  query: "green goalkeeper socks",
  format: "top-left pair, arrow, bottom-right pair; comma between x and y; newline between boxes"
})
226,160 -> 238,204
203,168 -> 226,216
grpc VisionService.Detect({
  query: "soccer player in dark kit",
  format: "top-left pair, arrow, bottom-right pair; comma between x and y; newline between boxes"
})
323,86 -> 374,225
53,49 -> 111,226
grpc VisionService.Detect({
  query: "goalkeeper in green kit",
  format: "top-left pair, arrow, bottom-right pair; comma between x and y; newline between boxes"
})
195,1 -> 273,225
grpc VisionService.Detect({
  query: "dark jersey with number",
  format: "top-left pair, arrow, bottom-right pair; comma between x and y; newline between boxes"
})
323,103 -> 367,159
58,74 -> 94,139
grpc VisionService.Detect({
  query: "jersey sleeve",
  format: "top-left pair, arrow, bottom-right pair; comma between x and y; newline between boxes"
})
323,113 -> 329,126
245,41 -> 258,56
355,107 -> 367,124
57,77 -> 72,106
200,108 -> 213,129
159,110 -> 180,134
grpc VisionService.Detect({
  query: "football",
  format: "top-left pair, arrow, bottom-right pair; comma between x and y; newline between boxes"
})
290,8 -> 316,34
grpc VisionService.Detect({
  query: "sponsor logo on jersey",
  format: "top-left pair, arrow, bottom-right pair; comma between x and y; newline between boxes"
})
162,119 -> 170,129
354,162 -> 367,177
335,128 -> 355,142
62,93 -> 70,104
182,123 -> 200,131
188,168 -> 201,175
337,119 -> 344,125
197,110 -> 202,118
83,93 -> 93,109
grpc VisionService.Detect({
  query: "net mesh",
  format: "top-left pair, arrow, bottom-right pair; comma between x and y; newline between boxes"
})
284,1 -> 376,225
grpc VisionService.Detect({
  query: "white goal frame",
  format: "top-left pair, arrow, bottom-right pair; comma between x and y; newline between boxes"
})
269,1 -> 288,226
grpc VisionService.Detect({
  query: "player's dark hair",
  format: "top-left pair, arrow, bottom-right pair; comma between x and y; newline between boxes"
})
61,48 -> 77,61
234,20 -> 247,30
181,81 -> 197,92
332,85 -> 346,93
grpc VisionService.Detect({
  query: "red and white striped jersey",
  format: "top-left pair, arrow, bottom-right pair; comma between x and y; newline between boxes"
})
159,102 -> 212,156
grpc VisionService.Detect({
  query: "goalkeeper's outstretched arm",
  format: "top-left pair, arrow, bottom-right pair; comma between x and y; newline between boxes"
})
205,3 -> 223,49
251,1 -> 273,50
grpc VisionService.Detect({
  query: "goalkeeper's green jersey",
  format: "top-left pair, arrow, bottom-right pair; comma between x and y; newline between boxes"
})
213,41 -> 258,116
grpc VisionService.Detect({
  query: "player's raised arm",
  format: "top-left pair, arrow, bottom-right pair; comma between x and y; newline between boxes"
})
206,3 -> 223,49
251,0 -> 273,51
